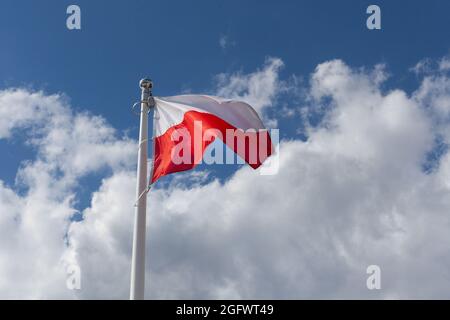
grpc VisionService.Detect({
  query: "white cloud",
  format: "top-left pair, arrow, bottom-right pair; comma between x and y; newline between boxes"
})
3,57 -> 450,299
215,58 -> 284,116
219,34 -> 236,51
219,35 -> 235,50
414,74 -> 450,123
219,35 -> 227,49
410,58 -> 433,75
214,57 -> 302,127
410,55 -> 450,75
439,56 -> 450,71
0,89 -> 135,298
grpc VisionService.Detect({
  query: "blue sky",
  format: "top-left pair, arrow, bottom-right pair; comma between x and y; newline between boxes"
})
2,1 -> 450,118
1,0 -> 449,185
2,0 -> 450,299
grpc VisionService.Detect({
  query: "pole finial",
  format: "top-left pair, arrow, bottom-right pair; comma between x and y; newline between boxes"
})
139,78 -> 153,91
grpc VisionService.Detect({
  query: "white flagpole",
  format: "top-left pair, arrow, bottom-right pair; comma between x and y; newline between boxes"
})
130,78 -> 153,300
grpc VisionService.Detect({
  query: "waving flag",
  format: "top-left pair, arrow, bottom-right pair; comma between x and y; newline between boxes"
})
151,95 -> 273,183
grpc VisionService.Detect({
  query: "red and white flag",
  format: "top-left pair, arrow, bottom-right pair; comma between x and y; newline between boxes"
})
150,95 -> 273,183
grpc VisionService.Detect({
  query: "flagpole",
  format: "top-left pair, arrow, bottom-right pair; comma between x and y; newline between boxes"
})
130,78 -> 153,300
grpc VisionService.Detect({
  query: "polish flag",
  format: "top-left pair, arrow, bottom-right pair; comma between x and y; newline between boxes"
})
150,95 -> 273,183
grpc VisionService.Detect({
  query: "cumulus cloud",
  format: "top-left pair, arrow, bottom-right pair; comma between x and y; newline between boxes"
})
3,56 -> 450,299
214,57 -> 300,125
215,58 -> 284,112
410,55 -> 450,75
0,89 -> 135,298
410,58 -> 433,75
439,56 -> 450,72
